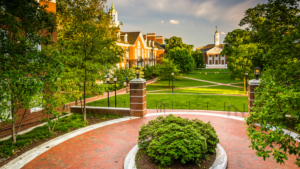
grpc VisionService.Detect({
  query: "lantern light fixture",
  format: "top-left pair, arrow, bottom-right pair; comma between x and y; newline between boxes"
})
135,67 -> 140,79
254,66 -> 261,80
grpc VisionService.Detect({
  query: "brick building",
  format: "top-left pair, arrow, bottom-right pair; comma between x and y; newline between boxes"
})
197,29 -> 228,69
110,3 -> 165,68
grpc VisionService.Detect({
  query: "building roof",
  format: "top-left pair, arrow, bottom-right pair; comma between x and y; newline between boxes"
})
197,44 -> 225,53
110,3 -> 118,13
118,31 -> 140,45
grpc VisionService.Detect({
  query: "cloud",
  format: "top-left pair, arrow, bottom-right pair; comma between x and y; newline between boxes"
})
161,20 -> 164,23
169,20 -> 179,24
221,32 -> 227,35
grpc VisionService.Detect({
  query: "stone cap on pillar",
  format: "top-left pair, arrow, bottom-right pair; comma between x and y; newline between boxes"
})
130,78 -> 146,83
249,79 -> 261,85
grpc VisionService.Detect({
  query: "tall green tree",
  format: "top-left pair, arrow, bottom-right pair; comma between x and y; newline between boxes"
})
0,0 -> 61,143
57,0 -> 123,121
242,0 -> 300,166
165,36 -> 194,53
165,47 -> 195,73
192,50 -> 204,69
157,59 -> 180,86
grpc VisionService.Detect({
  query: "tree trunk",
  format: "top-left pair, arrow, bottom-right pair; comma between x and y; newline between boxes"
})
11,102 -> 17,143
83,68 -> 86,121
15,109 -> 27,137
75,98 -> 78,106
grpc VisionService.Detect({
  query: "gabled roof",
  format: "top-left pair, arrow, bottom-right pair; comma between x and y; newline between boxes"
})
118,31 -> 140,45
197,44 -> 225,53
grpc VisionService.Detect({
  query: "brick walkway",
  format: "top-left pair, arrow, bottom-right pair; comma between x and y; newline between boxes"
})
22,111 -> 298,169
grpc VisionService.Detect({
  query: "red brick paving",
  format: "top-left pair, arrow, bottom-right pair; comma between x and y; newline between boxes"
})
22,113 -> 298,169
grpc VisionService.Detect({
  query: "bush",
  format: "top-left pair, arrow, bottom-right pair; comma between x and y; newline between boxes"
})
138,114 -> 219,167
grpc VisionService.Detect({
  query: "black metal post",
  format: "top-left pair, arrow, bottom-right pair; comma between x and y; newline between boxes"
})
107,90 -> 109,107
114,81 -> 117,107
246,75 -> 248,92
172,75 -> 174,93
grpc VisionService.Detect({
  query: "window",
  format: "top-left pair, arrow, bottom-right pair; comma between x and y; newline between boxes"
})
126,63 -> 129,68
30,93 -> 43,113
215,55 -> 218,57
142,62 -> 144,67
121,63 -> 124,68
116,64 -> 119,69
209,55 -> 212,57
222,55 -> 224,57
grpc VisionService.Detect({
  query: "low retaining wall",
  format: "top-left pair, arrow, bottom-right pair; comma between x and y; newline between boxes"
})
70,106 -> 131,116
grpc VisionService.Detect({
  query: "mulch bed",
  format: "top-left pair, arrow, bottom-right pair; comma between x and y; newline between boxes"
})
0,115 -> 120,167
135,149 -> 216,169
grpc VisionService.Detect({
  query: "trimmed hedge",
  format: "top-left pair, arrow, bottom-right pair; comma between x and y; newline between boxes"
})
138,114 -> 219,167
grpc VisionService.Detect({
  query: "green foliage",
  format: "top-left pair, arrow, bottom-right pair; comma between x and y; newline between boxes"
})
192,50 -> 204,69
164,36 -> 194,53
0,0 -> 62,143
138,114 -> 219,167
243,0 -> 300,166
157,59 -> 180,82
143,65 -> 159,80
165,47 -> 195,73
113,67 -> 136,87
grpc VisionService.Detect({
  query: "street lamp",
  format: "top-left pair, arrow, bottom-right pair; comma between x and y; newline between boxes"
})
106,75 -> 110,107
114,76 -> 117,107
254,66 -> 261,80
245,72 -> 248,94
136,67 -> 140,79
172,72 -> 174,93
125,77 -> 128,93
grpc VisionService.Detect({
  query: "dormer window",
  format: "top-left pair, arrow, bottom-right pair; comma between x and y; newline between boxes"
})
209,55 -> 212,57
124,34 -> 128,43
215,55 -> 218,57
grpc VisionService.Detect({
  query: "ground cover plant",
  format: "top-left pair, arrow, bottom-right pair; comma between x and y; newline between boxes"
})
137,114 -> 219,167
153,85 -> 245,95
88,94 -> 249,112
184,73 -> 243,84
0,113 -> 122,167
146,77 -> 213,91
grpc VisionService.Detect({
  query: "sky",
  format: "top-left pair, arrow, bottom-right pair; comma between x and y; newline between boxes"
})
106,0 -> 268,49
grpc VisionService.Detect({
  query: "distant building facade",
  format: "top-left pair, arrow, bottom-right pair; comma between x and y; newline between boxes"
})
197,29 -> 227,69
110,4 -> 165,69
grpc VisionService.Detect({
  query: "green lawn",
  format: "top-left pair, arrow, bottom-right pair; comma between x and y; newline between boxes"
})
184,73 -> 243,84
153,85 -> 246,95
230,83 -> 246,87
146,77 -> 214,91
191,69 -> 231,73
88,94 -> 248,112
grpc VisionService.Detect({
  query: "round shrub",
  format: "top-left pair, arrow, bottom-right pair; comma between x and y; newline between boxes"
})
138,114 -> 219,167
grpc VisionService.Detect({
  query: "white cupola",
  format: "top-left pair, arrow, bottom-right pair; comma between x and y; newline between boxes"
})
110,3 -> 120,27
214,28 -> 219,46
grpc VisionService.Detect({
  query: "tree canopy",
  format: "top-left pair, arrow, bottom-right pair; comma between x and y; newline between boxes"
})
165,47 -> 195,73
191,50 -> 204,69
237,0 -> 300,166
164,36 -> 194,53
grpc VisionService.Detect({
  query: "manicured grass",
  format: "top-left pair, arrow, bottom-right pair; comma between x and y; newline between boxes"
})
146,77 -> 214,91
184,73 -> 243,84
230,83 -> 246,87
88,94 -> 248,112
153,85 -> 246,95
192,69 -> 231,73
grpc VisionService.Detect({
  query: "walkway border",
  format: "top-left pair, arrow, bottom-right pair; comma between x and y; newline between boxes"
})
2,117 -> 140,169
124,144 -> 227,169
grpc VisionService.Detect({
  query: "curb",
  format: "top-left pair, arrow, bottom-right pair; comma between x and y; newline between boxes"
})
124,144 -> 227,169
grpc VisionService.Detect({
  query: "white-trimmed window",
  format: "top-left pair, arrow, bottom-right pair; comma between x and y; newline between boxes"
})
121,63 -> 124,68
126,63 -> 129,68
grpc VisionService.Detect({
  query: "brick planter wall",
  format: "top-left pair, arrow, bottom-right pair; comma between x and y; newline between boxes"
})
71,106 -> 130,116
248,79 -> 261,113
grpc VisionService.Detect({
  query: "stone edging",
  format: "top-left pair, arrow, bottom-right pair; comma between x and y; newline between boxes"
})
124,144 -> 227,169
2,117 -> 140,169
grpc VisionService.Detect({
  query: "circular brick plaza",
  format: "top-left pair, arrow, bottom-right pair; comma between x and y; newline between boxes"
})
20,111 -> 298,169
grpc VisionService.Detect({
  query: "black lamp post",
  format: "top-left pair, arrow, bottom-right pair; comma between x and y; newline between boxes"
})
125,77 -> 128,93
172,72 -> 174,93
136,67 -> 140,79
106,75 -> 110,107
245,72 -> 248,94
254,66 -> 261,80
114,76 -> 117,107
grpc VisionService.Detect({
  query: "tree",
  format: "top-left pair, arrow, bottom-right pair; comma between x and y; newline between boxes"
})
0,0 -> 61,143
57,0 -> 123,121
165,47 -> 195,73
243,0 -> 300,166
157,59 -> 180,86
164,36 -> 194,53
192,50 -> 204,69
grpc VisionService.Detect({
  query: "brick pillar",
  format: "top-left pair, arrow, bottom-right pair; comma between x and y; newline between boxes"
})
130,78 -> 147,117
248,79 -> 261,113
